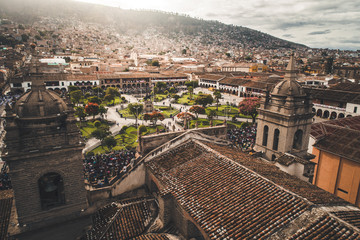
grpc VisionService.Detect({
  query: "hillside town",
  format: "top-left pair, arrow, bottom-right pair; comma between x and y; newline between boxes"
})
0,11 -> 360,240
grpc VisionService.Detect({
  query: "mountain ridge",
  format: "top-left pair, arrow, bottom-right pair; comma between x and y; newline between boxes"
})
0,0 -> 308,50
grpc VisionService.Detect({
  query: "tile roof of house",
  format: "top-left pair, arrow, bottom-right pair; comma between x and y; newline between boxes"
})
131,234 -> 170,240
307,87 -> 360,104
311,116 -> 360,163
289,215 -> 360,240
199,74 -> 225,81
0,193 -> 13,240
331,211 -> 360,229
311,116 -> 360,139
330,82 -> 360,92
83,198 -> 165,240
146,138 -> 359,239
313,127 -> 360,163
219,77 -> 250,86
276,153 -> 313,166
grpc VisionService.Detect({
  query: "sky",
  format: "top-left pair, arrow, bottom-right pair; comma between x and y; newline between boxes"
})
75,0 -> 360,50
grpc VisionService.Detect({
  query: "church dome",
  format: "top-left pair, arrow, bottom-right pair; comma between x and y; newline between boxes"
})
14,83 -> 67,119
271,79 -> 304,96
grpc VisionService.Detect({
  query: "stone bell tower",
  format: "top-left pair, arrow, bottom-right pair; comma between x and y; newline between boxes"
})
2,81 -> 87,230
254,55 -> 314,161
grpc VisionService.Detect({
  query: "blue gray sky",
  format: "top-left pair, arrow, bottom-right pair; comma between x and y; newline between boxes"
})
76,0 -> 360,50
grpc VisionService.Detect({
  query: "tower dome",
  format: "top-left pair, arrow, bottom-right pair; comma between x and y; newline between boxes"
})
271,55 -> 305,97
14,81 -> 67,119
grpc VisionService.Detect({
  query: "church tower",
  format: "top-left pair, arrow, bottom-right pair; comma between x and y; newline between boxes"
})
2,81 -> 87,230
254,55 -> 314,161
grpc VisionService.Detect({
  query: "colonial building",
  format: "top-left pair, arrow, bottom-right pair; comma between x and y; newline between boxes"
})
310,116 -> 360,207
2,81 -> 88,230
254,56 -> 315,181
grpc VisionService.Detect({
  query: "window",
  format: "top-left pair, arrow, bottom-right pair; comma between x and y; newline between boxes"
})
354,107 -> 358,113
38,172 -> 65,210
262,125 -> 269,146
273,129 -> 280,151
292,130 -> 303,150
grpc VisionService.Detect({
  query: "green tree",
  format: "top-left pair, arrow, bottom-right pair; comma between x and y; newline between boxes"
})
188,86 -> 194,100
104,87 -> 120,105
155,82 -> 167,92
213,89 -> 222,111
18,24 -> 25,30
185,81 -> 199,88
182,49 -> 187,55
172,94 -> 180,103
68,86 -> 80,92
128,103 -> 143,127
88,96 -> 102,105
99,105 -> 108,119
195,94 -> 213,107
103,136 -> 117,151
75,107 -> 86,126
138,125 -> 147,135
92,87 -> 104,96
91,128 -> 110,143
169,87 -> 176,93
70,90 -> 83,106
21,34 -> 29,42
207,109 -> 217,120
151,60 -> 160,67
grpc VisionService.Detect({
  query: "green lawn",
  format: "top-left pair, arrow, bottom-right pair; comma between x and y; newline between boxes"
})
177,93 -> 199,105
186,118 -> 245,129
88,125 -> 165,155
77,120 -> 112,139
154,105 -> 179,118
153,94 -> 168,102
206,105 -> 252,119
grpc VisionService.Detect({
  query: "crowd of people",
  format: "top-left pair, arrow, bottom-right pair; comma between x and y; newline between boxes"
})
83,149 -> 136,187
0,163 -> 12,190
227,125 -> 257,151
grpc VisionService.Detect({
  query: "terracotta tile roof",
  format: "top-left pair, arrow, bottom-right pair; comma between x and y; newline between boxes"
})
199,74 -> 225,81
331,211 -> 360,229
330,82 -> 360,92
83,198 -> 157,240
131,234 -> 170,240
105,200 -> 154,240
276,153 -> 313,166
311,116 -> 360,163
307,88 -> 360,104
219,77 -> 250,86
147,141 -> 310,239
289,215 -> 360,239
313,127 -> 360,163
206,142 -> 346,205
0,196 -> 12,240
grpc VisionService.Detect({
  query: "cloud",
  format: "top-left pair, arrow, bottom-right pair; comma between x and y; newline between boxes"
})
308,29 -> 331,35
282,34 -> 294,38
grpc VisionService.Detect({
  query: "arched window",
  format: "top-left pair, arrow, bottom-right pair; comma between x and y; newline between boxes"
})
262,125 -> 269,146
38,172 -> 65,210
273,129 -> 280,151
293,130 -> 303,150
